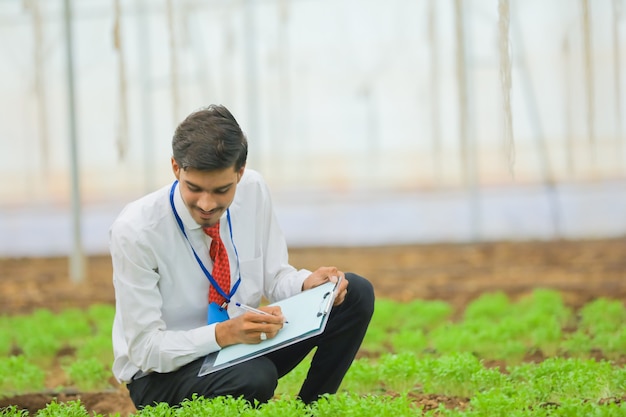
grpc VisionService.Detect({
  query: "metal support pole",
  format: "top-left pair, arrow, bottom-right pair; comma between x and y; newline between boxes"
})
63,0 -> 85,282
581,0 -> 596,170
428,0 -> 443,184
454,0 -> 480,242
135,0 -> 156,193
612,0 -> 623,168
244,0 -> 260,170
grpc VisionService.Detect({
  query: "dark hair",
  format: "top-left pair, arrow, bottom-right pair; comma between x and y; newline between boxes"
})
172,104 -> 248,171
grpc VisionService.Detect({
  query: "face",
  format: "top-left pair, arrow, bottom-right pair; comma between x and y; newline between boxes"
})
171,158 -> 245,228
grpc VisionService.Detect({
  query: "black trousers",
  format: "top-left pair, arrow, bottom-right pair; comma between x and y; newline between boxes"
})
127,273 -> 375,408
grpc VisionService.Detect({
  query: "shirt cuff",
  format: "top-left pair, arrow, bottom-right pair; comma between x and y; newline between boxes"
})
294,269 -> 312,293
189,323 -> 222,355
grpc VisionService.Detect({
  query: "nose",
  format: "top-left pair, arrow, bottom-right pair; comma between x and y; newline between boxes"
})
196,192 -> 217,212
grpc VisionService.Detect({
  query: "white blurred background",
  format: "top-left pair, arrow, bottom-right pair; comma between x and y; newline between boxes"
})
0,0 -> 625,261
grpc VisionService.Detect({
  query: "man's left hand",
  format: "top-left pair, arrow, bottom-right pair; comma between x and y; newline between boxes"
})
302,266 -> 349,306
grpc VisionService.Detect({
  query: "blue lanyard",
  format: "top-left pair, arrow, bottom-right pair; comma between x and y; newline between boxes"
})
169,180 -> 241,303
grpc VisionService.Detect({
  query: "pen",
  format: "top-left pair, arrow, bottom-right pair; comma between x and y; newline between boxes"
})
235,302 -> 289,324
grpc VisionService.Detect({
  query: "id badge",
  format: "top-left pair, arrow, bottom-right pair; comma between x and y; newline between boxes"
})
207,302 -> 229,324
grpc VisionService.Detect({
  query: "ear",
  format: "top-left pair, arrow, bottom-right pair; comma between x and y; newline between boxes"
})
236,165 -> 246,183
171,157 -> 181,180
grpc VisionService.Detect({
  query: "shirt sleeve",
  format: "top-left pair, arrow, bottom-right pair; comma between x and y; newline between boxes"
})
110,217 -> 221,377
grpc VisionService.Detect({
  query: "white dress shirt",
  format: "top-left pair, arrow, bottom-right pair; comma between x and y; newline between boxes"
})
110,169 -> 311,383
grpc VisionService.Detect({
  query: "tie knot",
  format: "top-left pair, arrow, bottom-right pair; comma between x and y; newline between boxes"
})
203,223 -> 220,239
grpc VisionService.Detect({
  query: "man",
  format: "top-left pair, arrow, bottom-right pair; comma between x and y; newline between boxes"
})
110,104 -> 375,408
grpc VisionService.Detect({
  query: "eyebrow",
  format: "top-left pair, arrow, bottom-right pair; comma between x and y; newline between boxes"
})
184,179 -> 234,193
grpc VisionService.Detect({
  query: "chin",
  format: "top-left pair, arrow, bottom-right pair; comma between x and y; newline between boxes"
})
196,214 -> 220,228
198,219 -> 216,228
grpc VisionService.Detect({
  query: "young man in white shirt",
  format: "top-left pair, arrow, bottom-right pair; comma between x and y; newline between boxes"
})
110,104 -> 375,408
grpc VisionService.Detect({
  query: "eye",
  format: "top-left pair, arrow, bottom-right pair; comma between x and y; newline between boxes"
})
215,187 -> 230,195
187,185 -> 201,193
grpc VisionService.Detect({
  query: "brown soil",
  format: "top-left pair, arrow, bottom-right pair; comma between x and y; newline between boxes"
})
1,237 -> 625,415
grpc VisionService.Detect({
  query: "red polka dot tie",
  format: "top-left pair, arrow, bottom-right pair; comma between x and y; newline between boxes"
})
203,223 -> 231,306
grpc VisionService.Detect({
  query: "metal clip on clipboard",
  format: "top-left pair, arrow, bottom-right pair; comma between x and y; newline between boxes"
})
317,276 -> 342,317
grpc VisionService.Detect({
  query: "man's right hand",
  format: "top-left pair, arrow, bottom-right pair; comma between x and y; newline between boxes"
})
215,305 -> 285,347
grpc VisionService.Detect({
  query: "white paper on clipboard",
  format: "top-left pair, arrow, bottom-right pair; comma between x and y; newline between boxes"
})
198,278 -> 341,376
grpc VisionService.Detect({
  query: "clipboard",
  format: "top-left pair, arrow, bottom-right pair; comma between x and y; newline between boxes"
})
198,277 -> 342,376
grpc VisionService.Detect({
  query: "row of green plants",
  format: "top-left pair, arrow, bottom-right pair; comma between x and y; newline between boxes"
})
0,305 -> 114,394
2,386 -> 625,417
3,352 -> 625,415
364,289 -> 626,362
1,289 -> 625,416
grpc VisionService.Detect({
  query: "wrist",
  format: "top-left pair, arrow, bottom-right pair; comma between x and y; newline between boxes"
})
215,320 -> 234,348
302,275 -> 314,291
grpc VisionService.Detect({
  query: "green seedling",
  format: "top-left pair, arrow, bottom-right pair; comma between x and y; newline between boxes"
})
63,358 -> 112,392
0,405 -> 28,417
378,352 -> 421,394
0,356 -> 45,396
340,359 -> 381,394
